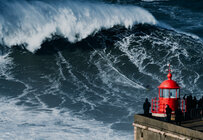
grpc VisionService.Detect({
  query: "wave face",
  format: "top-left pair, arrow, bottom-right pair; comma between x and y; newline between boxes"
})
0,0 -> 156,52
0,0 -> 203,140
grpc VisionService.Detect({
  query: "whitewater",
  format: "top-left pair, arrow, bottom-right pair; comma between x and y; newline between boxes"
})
0,0 -> 156,52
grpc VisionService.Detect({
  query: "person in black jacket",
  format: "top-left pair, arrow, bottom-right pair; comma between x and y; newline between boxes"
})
175,107 -> 183,125
166,104 -> 172,122
143,98 -> 151,117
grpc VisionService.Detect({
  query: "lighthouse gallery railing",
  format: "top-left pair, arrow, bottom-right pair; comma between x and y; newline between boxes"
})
151,98 -> 187,114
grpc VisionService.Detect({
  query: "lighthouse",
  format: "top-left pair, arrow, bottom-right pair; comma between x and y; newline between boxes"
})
151,64 -> 186,119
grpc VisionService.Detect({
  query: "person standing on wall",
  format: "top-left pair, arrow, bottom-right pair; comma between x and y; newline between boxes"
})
175,107 -> 183,125
166,104 -> 172,122
143,98 -> 151,117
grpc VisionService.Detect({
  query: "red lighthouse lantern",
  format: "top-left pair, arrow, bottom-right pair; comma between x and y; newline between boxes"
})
151,64 -> 186,118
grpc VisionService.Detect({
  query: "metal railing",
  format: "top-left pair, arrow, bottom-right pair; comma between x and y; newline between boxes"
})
151,98 -> 159,113
151,98 -> 187,113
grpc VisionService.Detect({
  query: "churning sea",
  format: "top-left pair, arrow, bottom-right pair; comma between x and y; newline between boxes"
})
0,0 -> 203,139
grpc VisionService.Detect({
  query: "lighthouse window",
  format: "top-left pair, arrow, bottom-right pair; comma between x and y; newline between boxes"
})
169,89 -> 176,98
160,89 -> 163,97
163,89 -> 169,98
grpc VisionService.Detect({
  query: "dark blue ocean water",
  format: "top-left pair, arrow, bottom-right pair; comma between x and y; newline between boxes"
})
0,0 -> 203,139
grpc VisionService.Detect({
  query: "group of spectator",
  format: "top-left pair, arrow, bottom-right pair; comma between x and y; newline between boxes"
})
142,95 -> 203,126
184,95 -> 203,110
184,95 -> 203,120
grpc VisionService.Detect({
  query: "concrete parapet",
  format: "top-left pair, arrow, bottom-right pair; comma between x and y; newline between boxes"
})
133,114 -> 203,140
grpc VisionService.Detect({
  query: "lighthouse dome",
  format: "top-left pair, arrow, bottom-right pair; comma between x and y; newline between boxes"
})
158,72 -> 180,89
158,79 -> 180,89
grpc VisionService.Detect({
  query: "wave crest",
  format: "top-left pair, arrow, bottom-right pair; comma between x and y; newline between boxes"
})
0,0 -> 156,52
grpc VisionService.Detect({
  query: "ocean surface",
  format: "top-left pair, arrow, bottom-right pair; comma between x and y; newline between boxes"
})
0,0 -> 203,139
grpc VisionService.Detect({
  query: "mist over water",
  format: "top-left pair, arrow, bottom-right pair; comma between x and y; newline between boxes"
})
0,0 -> 203,139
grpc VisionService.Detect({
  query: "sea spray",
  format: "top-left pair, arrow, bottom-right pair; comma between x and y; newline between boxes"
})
0,0 -> 156,52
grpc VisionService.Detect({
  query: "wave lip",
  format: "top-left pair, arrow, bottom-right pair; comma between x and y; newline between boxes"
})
0,0 -> 156,52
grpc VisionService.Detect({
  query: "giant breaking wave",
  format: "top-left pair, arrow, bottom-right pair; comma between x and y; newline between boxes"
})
0,0 -> 156,52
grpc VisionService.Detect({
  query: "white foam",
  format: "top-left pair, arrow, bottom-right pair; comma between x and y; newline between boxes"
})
0,0 -> 156,52
115,29 -> 203,97
0,97 -> 133,140
115,34 -> 162,83
0,53 -> 13,80
0,52 -> 34,100
94,49 -> 146,89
